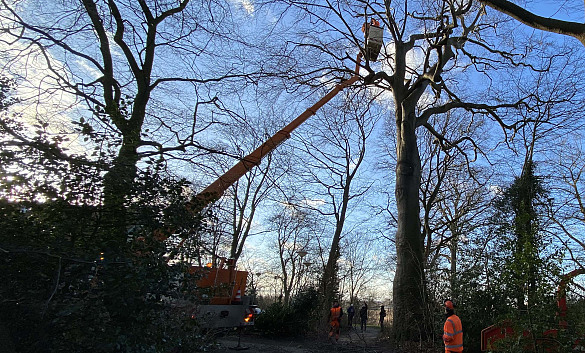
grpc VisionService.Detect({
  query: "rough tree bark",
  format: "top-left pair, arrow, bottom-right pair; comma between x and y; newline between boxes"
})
393,101 -> 426,339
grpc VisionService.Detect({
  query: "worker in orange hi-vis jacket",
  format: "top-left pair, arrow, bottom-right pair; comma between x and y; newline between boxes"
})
328,301 -> 343,343
443,300 -> 463,352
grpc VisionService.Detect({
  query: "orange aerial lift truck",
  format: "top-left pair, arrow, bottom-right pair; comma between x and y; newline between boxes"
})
187,258 -> 255,329
182,20 -> 384,330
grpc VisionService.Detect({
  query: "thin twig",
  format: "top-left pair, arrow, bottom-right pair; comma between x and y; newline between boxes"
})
41,256 -> 61,318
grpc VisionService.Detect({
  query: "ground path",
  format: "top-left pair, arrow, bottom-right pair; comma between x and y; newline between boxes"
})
213,326 -> 397,353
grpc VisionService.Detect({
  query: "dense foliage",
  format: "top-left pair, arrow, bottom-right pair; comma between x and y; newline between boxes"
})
254,287 -> 321,337
0,177 -> 211,352
455,162 -> 563,351
0,77 -> 212,352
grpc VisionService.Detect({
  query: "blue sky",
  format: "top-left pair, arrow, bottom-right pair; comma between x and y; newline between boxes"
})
4,0 -> 585,300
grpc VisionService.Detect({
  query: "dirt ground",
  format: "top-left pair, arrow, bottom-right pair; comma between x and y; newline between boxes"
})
212,326 -> 398,353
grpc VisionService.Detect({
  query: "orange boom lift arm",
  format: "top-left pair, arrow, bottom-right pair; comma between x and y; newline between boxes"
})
191,54 -> 364,210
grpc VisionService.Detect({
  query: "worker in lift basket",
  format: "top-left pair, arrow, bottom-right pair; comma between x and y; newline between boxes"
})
442,299 -> 463,352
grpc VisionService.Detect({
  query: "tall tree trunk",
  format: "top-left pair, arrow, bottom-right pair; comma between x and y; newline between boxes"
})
103,146 -> 138,218
101,123 -> 142,252
450,237 -> 458,295
448,221 -> 460,296
321,180 -> 352,324
99,122 -> 142,328
392,106 -> 428,341
320,225 -> 342,321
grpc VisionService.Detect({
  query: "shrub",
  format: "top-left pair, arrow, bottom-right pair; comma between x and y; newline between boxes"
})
254,287 -> 320,337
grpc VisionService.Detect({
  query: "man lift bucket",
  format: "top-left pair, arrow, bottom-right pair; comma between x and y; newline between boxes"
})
362,18 -> 383,61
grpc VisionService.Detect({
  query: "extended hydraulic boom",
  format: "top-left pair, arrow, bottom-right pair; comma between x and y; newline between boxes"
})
191,54 -> 364,211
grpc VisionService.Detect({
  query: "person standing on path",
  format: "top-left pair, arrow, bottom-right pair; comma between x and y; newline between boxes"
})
347,303 -> 355,329
442,299 -> 463,352
379,305 -> 386,330
359,302 -> 368,332
328,301 -> 343,343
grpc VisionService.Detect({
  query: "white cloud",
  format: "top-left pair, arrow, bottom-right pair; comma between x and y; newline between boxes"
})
0,35 -> 86,153
2,42 -> 77,118
489,185 -> 503,196
302,199 -> 325,208
76,58 -> 102,80
230,0 -> 254,15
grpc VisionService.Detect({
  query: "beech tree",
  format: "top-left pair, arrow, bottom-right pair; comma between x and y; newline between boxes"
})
266,0 -> 544,341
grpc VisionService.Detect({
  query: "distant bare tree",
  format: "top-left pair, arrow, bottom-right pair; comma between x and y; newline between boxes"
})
291,88 -> 381,315
549,139 -> 585,270
415,110 -> 493,295
268,204 -> 316,305
338,231 -> 383,306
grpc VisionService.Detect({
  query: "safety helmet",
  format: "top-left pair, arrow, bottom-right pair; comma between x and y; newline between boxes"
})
444,300 -> 455,310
